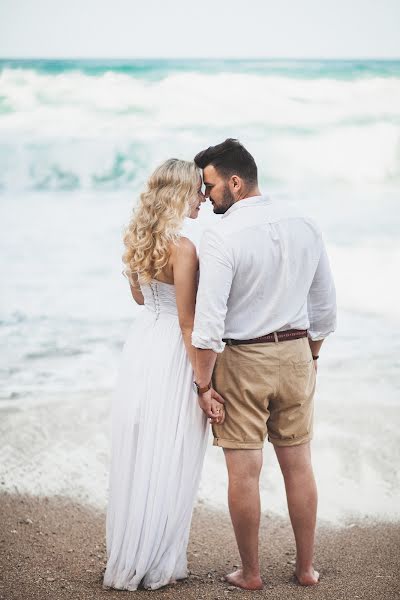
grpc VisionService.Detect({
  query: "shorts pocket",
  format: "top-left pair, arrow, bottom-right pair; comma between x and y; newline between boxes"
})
291,357 -> 313,368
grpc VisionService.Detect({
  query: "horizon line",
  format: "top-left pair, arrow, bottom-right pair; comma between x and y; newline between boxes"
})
1,56 -> 400,61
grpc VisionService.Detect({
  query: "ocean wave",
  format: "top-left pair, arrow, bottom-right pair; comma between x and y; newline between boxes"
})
0,122 -> 398,190
0,67 -> 399,188
2,67 -> 399,125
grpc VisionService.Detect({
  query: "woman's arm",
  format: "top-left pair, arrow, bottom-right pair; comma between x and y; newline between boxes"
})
172,237 -> 225,423
124,270 -> 144,305
170,237 -> 198,370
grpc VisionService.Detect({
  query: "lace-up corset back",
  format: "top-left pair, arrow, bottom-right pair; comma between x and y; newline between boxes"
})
140,279 -> 178,319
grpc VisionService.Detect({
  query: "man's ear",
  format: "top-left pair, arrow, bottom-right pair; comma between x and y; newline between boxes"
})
231,175 -> 240,188
230,175 -> 242,197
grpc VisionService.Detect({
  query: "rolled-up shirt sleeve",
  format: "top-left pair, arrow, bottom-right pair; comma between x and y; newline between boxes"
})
307,238 -> 337,340
192,228 -> 233,353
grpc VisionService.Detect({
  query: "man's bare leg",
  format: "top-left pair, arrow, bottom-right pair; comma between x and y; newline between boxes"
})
223,448 -> 264,590
274,441 -> 319,585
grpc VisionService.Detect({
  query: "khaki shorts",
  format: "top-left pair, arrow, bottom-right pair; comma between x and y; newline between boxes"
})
212,337 -> 316,449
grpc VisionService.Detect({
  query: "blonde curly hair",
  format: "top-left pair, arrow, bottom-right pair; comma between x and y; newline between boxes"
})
122,158 -> 200,285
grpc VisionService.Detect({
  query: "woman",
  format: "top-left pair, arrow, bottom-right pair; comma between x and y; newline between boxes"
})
103,158 -> 224,591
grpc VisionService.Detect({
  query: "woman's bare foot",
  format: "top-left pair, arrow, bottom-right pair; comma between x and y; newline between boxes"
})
225,568 -> 263,590
295,567 -> 320,586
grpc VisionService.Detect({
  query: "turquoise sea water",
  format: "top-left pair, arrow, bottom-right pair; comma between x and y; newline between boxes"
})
0,59 -> 399,521
0,58 -> 399,401
1,58 -> 399,190
2,58 -> 400,78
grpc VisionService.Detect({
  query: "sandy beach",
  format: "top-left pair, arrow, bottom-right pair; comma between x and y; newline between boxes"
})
1,46 -> 400,600
1,372 -> 399,600
2,55 -> 400,600
1,492 -> 399,600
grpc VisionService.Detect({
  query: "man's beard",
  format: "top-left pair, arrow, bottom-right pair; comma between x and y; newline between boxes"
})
212,184 -> 235,214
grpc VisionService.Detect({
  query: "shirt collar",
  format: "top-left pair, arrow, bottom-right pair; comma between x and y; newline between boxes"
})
221,194 -> 270,219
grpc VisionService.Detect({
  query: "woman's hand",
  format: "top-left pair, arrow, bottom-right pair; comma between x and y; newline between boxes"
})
198,387 -> 226,423
198,387 -> 225,419
208,398 -> 225,425
208,390 -> 225,425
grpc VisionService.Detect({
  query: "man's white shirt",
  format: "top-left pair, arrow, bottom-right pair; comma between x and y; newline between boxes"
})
192,195 -> 337,353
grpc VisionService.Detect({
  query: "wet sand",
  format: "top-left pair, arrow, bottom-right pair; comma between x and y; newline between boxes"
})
1,492 -> 399,600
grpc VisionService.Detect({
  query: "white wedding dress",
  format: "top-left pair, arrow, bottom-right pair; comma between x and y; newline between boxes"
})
103,278 -> 209,591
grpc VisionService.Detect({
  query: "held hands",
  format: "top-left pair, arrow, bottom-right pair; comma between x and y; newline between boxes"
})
209,400 -> 225,425
198,387 -> 225,425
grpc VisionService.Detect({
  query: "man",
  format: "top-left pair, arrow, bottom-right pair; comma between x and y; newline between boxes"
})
191,139 -> 336,590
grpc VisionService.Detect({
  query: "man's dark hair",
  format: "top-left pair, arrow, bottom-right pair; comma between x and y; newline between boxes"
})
194,138 -> 258,185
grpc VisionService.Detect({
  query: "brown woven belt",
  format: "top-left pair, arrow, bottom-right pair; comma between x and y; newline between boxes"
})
223,328 -> 308,346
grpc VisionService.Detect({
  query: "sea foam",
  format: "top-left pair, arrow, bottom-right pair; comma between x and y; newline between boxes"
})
0,66 -> 399,189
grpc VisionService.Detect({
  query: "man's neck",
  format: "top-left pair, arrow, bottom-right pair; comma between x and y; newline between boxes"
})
235,187 -> 262,202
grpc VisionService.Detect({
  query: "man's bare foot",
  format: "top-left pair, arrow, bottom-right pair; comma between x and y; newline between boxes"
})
295,567 -> 320,586
225,568 -> 263,590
